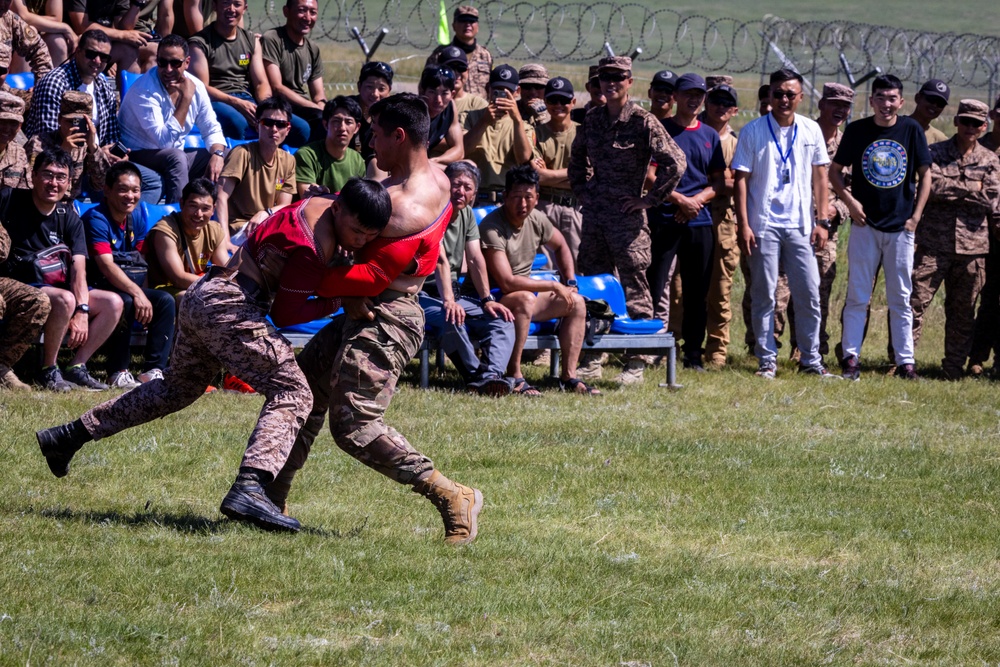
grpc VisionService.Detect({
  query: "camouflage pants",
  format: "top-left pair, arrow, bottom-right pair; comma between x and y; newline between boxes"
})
577,211 -> 654,319
910,251 -> 986,375
537,200 -> 583,270
741,255 -> 790,352
968,239 -> 1000,367
273,292 -> 434,498
81,274 -> 311,478
788,233 -> 838,357
0,277 -> 50,369
704,215 -> 740,364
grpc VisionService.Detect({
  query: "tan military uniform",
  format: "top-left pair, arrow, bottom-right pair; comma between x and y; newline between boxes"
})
911,136 -> 1000,377
568,100 -> 686,319
704,129 -> 739,364
0,141 -> 30,190
925,125 -> 948,145
454,93 -> 487,127
0,12 -> 51,79
463,109 -> 538,191
969,132 -> 1000,368
0,221 -> 51,373
535,121 -> 582,263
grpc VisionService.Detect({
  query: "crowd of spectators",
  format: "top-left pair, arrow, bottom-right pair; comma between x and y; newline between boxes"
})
2,0 -> 1000,395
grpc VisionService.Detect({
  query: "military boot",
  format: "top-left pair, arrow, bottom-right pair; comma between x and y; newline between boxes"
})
36,420 -> 93,478
413,470 -> 483,545
220,469 -> 300,532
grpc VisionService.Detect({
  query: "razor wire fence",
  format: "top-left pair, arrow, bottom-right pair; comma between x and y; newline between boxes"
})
251,1 -> 1000,105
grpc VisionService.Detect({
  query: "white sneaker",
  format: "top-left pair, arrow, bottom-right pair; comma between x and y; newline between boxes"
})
614,359 -> 646,386
108,370 -> 141,389
139,369 -> 164,383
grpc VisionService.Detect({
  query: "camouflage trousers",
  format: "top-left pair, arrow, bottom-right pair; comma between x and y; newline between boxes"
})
537,200 -> 583,270
273,292 -> 434,499
577,211 -> 654,319
81,274 -> 311,479
0,277 -> 50,369
704,215 -> 740,364
788,233 -> 839,357
741,255 -> 790,353
910,250 -> 986,376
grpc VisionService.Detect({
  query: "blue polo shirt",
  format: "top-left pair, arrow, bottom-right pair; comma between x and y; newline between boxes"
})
649,118 -> 726,228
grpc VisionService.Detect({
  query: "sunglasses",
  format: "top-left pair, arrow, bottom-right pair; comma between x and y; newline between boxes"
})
599,71 -> 629,83
361,61 -> 393,79
157,57 -> 185,69
260,118 -> 291,129
771,90 -> 800,100
958,117 -> 985,127
435,67 -> 456,82
84,48 -> 110,63
443,62 -> 467,73
707,96 -> 737,108
545,96 -> 572,105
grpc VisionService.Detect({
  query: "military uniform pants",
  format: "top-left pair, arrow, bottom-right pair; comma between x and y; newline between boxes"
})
274,293 -> 434,496
788,232 -> 838,357
80,275 -> 311,479
577,212 -> 654,319
0,277 -> 50,369
910,250 -> 986,376
969,238 -> 1000,368
704,216 -> 740,364
538,201 -> 583,269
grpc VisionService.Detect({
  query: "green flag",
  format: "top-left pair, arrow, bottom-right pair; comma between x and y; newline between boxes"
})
438,0 -> 450,45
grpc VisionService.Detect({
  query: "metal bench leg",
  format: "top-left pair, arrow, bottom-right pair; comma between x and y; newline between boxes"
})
436,347 -> 445,373
660,342 -> 682,390
550,347 -> 560,380
420,348 -> 430,388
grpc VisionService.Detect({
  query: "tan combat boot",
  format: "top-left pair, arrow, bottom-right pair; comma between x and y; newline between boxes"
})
0,367 -> 31,391
413,470 -> 483,545
614,358 -> 646,386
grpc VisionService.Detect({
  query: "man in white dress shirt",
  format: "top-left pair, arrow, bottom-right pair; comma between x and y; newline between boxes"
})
118,34 -> 226,204
732,68 -> 836,379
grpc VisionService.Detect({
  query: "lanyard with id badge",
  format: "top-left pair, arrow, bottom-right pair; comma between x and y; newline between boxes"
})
767,116 -> 797,186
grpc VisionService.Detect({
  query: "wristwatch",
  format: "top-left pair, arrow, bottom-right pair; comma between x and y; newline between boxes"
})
481,293 -> 497,303
564,278 -> 578,288
212,149 -> 225,158
816,218 -> 832,230
74,303 -> 90,315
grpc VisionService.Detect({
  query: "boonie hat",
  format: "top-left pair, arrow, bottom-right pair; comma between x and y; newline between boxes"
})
490,64 -> 519,91
650,70 -> 678,90
544,76 -> 574,100
518,64 -> 549,87
675,73 -> 707,93
454,5 -> 478,22
705,74 -> 733,89
587,65 -> 600,86
598,56 -> 631,74
821,82 -> 854,104
919,79 -> 950,103
955,99 -> 989,123
0,91 -> 24,123
60,90 -> 93,118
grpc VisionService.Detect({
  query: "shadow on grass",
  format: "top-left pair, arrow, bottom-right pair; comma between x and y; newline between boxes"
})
29,506 -> 366,538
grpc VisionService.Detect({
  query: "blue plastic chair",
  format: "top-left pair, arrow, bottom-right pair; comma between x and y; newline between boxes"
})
473,205 -> 497,224
183,134 -> 206,149
119,70 -> 140,99
73,200 -> 100,217
226,138 -> 254,150
576,273 -> 664,335
281,144 -> 297,155
276,309 -> 343,335
140,201 -> 180,226
5,72 -> 34,90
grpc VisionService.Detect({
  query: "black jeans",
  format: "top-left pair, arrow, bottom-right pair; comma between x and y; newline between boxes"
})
105,286 -> 176,373
648,223 -> 715,360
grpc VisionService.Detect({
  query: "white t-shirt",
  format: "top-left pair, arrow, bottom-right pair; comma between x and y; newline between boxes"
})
76,81 -> 99,121
768,124 -> 797,228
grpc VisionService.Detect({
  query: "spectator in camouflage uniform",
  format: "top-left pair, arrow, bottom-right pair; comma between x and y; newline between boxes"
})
516,63 -> 549,127
968,94 -> 1000,375
0,213 -> 50,390
426,5 -> 492,99
0,1 -> 51,88
911,99 -> 1000,379
0,91 -> 30,189
25,90 -> 110,200
568,55 -> 686,385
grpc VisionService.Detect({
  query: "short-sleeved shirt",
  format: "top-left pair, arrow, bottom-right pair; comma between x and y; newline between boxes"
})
479,207 -> 553,277
220,143 -> 296,231
924,124 -> 948,145
463,110 -> 539,191
650,119 -> 726,228
294,142 -> 365,193
144,212 -> 223,287
68,0 -> 129,26
442,205 -> 478,277
834,115 -> 932,233
259,27 -> 322,100
188,25 -> 256,96
0,187 -> 85,281
82,201 -> 151,283
535,121 -> 577,194
454,93 -> 487,127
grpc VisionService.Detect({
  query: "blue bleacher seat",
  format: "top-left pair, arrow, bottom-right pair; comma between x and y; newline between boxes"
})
281,145 -> 298,155
140,201 -> 180,225
74,200 -> 100,217
5,72 -> 34,90
577,274 -> 664,335
473,205 -> 497,224
531,253 -> 549,270
119,70 -> 140,98
183,134 -> 206,149
276,309 -> 343,335
227,138 -> 254,150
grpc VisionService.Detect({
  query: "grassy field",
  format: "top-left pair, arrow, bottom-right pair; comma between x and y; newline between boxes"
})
3,237 -> 1000,664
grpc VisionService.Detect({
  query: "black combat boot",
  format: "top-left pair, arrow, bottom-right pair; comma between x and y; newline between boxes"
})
220,468 -> 301,533
35,420 -> 93,478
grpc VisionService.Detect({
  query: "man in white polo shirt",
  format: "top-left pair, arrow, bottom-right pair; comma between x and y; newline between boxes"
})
733,68 -> 836,379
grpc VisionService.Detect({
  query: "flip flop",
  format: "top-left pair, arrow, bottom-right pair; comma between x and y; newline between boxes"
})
511,377 -> 543,397
559,377 -> 602,396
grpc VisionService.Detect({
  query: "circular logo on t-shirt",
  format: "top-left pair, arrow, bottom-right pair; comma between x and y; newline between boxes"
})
862,139 -> 908,189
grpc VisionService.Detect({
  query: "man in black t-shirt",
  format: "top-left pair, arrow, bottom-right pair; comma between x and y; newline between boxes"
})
830,74 -> 933,381
67,0 -> 149,85
0,148 -> 124,391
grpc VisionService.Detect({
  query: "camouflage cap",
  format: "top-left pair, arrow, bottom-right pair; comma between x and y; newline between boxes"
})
0,91 -> 24,123
587,65 -> 600,84
705,74 -> 733,89
598,56 -> 631,74
956,98 -> 989,123
821,82 -> 855,103
60,90 -> 93,118
454,5 -> 478,21
518,64 -> 549,87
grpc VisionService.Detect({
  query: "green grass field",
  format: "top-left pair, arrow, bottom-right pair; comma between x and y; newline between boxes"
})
3,233 -> 1000,664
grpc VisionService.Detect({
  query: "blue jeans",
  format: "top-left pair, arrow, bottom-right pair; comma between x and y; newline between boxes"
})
749,225 -> 823,369
419,292 -> 515,382
213,92 -> 310,146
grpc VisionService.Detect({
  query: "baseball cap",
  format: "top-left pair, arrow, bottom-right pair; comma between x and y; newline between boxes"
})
707,85 -> 738,107
820,82 -> 854,104
454,5 -> 478,22
0,92 -> 24,123
60,90 -> 93,118
598,56 -> 631,74
955,98 -> 989,123
650,70 -> 678,91
587,65 -> 600,86
438,45 -> 468,71
919,79 -> 950,104
518,64 -> 549,87
675,73 -> 707,93
489,64 -> 519,91
705,74 -> 733,89
544,76 -> 574,100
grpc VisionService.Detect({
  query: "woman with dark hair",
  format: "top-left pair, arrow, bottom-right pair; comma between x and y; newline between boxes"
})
418,66 -> 464,165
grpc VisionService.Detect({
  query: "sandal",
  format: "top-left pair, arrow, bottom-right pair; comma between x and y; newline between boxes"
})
559,377 -> 602,396
511,377 -> 543,397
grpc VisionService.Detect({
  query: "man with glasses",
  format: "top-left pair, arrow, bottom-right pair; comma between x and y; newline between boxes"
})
733,68 -> 836,379
215,96 -> 296,237
25,29 -> 162,203
831,74 -> 933,381
910,79 -> 950,145
568,55 -> 685,385
260,0 -> 325,143
294,95 -> 365,197
968,94 -> 1000,376
909,99 -> 1000,379
426,5 -> 491,99
119,34 -> 226,207
66,0 -> 151,83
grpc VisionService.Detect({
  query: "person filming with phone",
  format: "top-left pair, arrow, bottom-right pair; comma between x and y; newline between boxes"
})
462,63 -> 538,203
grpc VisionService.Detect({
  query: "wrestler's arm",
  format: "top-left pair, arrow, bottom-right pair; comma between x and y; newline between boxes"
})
315,235 -> 418,299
